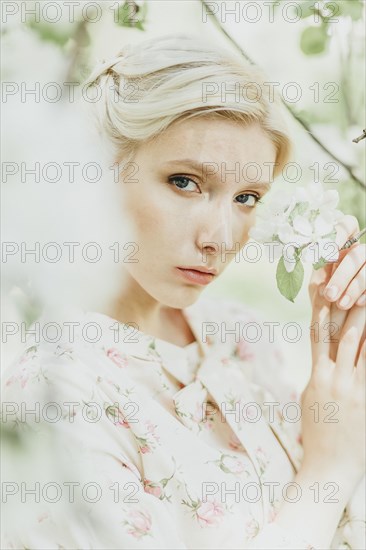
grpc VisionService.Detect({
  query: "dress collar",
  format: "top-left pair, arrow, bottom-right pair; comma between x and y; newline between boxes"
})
79,302 -> 302,478
82,296 -> 212,386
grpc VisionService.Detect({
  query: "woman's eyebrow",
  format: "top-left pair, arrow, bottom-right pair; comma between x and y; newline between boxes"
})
162,158 -> 272,190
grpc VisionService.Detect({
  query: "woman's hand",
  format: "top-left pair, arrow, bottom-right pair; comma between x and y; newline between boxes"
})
301,287 -> 366,490
308,214 -> 365,307
308,214 -> 366,362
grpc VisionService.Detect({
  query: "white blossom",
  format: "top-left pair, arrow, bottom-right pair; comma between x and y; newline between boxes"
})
249,182 -> 343,273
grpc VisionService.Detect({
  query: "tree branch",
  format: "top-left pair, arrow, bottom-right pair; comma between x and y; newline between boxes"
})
200,0 -> 365,191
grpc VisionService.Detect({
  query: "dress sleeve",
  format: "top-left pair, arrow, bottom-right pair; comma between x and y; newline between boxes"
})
1,343 -> 189,550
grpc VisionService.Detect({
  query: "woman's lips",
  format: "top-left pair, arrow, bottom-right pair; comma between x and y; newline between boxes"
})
176,267 -> 216,286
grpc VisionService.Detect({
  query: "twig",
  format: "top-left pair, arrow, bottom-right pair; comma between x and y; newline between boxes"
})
200,0 -> 366,191
353,130 -> 366,144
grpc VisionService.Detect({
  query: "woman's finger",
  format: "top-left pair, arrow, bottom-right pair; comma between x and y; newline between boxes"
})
337,266 -> 366,309
333,214 -> 360,250
322,243 -> 366,306
335,306 -> 366,377
309,261 -> 334,302
310,290 -> 331,370
308,214 -> 359,302
328,301 -> 347,363
356,292 -> 366,307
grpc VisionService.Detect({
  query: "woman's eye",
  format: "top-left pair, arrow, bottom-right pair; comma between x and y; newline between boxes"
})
235,194 -> 261,208
168,176 -> 200,192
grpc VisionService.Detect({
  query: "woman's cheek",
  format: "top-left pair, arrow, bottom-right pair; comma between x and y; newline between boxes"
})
235,215 -> 254,247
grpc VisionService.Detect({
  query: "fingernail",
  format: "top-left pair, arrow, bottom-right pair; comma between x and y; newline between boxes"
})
325,285 -> 338,300
339,295 -> 351,308
356,294 -> 366,306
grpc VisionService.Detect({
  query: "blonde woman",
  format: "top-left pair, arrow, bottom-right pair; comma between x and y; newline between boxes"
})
2,34 -> 365,549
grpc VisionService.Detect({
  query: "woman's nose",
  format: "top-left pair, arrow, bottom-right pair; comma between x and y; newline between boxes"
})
197,202 -> 235,256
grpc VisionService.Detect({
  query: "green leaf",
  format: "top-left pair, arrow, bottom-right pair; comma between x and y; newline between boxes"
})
276,257 -> 304,302
115,2 -> 133,27
312,257 -> 328,270
134,20 -> 145,31
115,1 -> 148,30
300,25 -> 328,55
299,1 -> 318,19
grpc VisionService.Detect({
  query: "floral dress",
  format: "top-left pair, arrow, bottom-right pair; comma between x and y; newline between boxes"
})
1,296 -> 365,549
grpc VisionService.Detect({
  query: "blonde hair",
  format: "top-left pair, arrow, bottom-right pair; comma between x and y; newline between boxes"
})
84,34 -> 292,177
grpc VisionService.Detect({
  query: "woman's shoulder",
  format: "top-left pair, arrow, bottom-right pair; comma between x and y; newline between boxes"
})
1,307 -> 107,404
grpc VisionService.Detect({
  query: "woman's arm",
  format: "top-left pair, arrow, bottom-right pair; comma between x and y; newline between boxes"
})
273,465 -> 362,549
270,250 -> 366,550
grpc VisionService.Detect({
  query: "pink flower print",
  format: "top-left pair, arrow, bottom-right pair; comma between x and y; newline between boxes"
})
221,455 -> 246,476
228,432 -> 245,452
143,479 -> 163,499
5,375 -> 15,387
255,446 -> 267,460
196,499 -> 225,527
117,418 -> 130,429
192,401 -> 205,423
126,509 -> 152,538
106,348 -> 128,368
145,421 -> 160,443
235,339 -> 255,361
105,405 -> 130,428
255,445 -> 269,475
6,367 -> 30,389
245,403 -> 259,421
37,512 -> 49,523
245,516 -> 260,537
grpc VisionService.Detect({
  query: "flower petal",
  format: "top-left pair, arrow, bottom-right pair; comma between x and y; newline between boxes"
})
314,215 -> 333,237
278,223 -> 295,244
249,222 -> 276,242
321,189 -> 339,210
293,215 -> 312,236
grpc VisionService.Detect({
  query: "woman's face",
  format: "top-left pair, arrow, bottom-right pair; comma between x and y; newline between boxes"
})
119,116 -> 277,309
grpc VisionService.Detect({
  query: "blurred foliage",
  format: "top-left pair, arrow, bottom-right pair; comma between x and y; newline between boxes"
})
25,1 -> 147,50
337,179 -> 366,230
115,1 -> 148,30
276,0 -> 365,55
26,20 -> 72,47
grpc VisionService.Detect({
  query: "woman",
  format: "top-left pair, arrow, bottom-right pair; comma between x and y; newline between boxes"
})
2,34 -> 365,549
